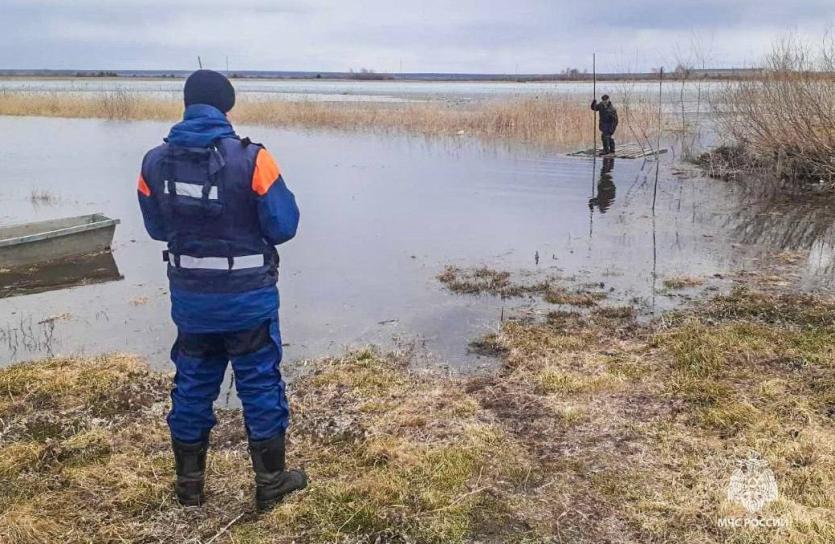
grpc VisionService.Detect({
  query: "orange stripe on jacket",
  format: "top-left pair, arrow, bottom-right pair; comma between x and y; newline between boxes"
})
137,174 -> 151,197
251,149 -> 281,196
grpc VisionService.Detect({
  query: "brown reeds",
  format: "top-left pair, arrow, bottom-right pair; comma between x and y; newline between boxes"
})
0,89 -> 659,150
717,36 -> 835,182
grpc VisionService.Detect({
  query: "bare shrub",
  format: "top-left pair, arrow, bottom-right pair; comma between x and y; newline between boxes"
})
99,89 -> 135,120
717,35 -> 835,183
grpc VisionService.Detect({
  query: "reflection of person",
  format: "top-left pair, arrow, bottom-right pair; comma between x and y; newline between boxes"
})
137,70 -> 306,511
588,158 -> 616,213
590,94 -> 619,156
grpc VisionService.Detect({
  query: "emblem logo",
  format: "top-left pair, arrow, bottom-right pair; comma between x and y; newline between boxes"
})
727,455 -> 778,514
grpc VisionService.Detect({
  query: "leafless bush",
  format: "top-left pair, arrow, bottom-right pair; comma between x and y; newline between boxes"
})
99,89 -> 135,120
717,35 -> 835,183
614,80 -> 662,155
672,37 -> 713,161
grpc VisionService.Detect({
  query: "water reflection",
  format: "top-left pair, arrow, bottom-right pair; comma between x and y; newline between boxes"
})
0,251 -> 123,298
730,191 -> 835,251
724,186 -> 835,283
589,158 -> 616,213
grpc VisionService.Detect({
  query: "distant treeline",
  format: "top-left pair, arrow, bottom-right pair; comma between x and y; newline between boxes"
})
73,71 -> 119,78
0,68 -> 772,82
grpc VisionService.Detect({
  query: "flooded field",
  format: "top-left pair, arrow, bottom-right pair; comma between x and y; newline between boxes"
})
1,115 -> 834,373
1,77 -> 717,108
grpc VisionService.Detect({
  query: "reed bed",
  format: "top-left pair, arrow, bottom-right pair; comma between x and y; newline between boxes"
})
0,89 -> 659,150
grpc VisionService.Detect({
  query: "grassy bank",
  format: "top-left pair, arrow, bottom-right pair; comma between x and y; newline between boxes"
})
0,91 -> 658,150
2,278 -> 834,542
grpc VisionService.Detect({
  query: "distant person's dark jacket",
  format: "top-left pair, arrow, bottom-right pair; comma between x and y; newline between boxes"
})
591,99 -> 619,133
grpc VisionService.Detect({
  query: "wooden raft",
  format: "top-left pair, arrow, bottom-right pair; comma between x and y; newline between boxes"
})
568,142 -> 668,159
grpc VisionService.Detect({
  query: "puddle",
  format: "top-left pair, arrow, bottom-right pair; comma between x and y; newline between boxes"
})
1,116 -> 834,372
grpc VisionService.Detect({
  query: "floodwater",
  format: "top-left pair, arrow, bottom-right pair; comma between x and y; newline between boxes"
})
1,116 -> 834,374
1,77 -> 717,108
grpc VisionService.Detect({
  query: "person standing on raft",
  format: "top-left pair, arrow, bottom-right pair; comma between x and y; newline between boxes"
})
591,94 -> 619,156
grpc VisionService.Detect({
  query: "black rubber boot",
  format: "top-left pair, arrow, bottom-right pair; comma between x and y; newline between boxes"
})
248,434 -> 307,512
172,437 -> 208,506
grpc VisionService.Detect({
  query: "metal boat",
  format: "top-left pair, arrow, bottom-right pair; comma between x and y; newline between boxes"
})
0,213 -> 120,269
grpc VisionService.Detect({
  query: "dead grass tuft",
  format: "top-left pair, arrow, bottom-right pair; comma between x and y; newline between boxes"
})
662,275 -> 705,290
438,266 -> 608,309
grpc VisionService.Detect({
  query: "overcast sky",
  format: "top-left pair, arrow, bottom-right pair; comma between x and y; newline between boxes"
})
1,0 -> 833,73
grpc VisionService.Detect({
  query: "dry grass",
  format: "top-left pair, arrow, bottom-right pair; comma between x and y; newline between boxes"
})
663,275 -> 705,290
437,266 -> 608,307
481,287 -> 835,542
0,89 -> 659,150
0,91 -> 181,121
0,351 -> 527,543
2,284 -> 834,542
436,266 -> 554,298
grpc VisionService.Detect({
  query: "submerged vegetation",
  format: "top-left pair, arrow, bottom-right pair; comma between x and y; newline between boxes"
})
3,277 -> 834,542
28,189 -> 58,205
0,90 -> 659,150
437,266 -> 609,305
663,275 -> 705,290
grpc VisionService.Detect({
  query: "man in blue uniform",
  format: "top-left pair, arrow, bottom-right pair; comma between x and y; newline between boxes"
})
137,69 -> 306,511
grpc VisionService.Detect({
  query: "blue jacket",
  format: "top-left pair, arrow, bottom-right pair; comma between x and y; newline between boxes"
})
138,105 -> 299,333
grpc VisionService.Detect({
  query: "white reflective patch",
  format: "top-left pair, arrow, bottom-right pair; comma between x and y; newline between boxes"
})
174,254 -> 264,270
234,255 -> 265,269
179,256 -> 229,270
176,183 -> 203,198
162,181 -> 218,200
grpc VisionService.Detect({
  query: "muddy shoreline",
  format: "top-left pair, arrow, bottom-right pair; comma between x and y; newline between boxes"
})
2,253 -> 833,543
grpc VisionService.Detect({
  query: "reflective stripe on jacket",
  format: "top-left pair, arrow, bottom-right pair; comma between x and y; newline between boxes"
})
137,136 -> 300,332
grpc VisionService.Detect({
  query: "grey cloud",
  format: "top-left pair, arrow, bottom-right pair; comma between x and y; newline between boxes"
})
573,0 -> 835,30
0,0 -> 831,72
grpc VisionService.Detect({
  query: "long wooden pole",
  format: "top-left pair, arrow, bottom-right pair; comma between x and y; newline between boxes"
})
651,67 -> 663,211
656,67 -> 664,155
589,53 -> 597,242
592,53 -> 597,157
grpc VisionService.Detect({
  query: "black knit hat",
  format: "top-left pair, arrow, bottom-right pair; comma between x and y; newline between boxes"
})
183,70 -> 236,113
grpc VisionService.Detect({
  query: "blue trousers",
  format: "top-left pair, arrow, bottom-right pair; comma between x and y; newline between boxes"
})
167,319 -> 289,443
